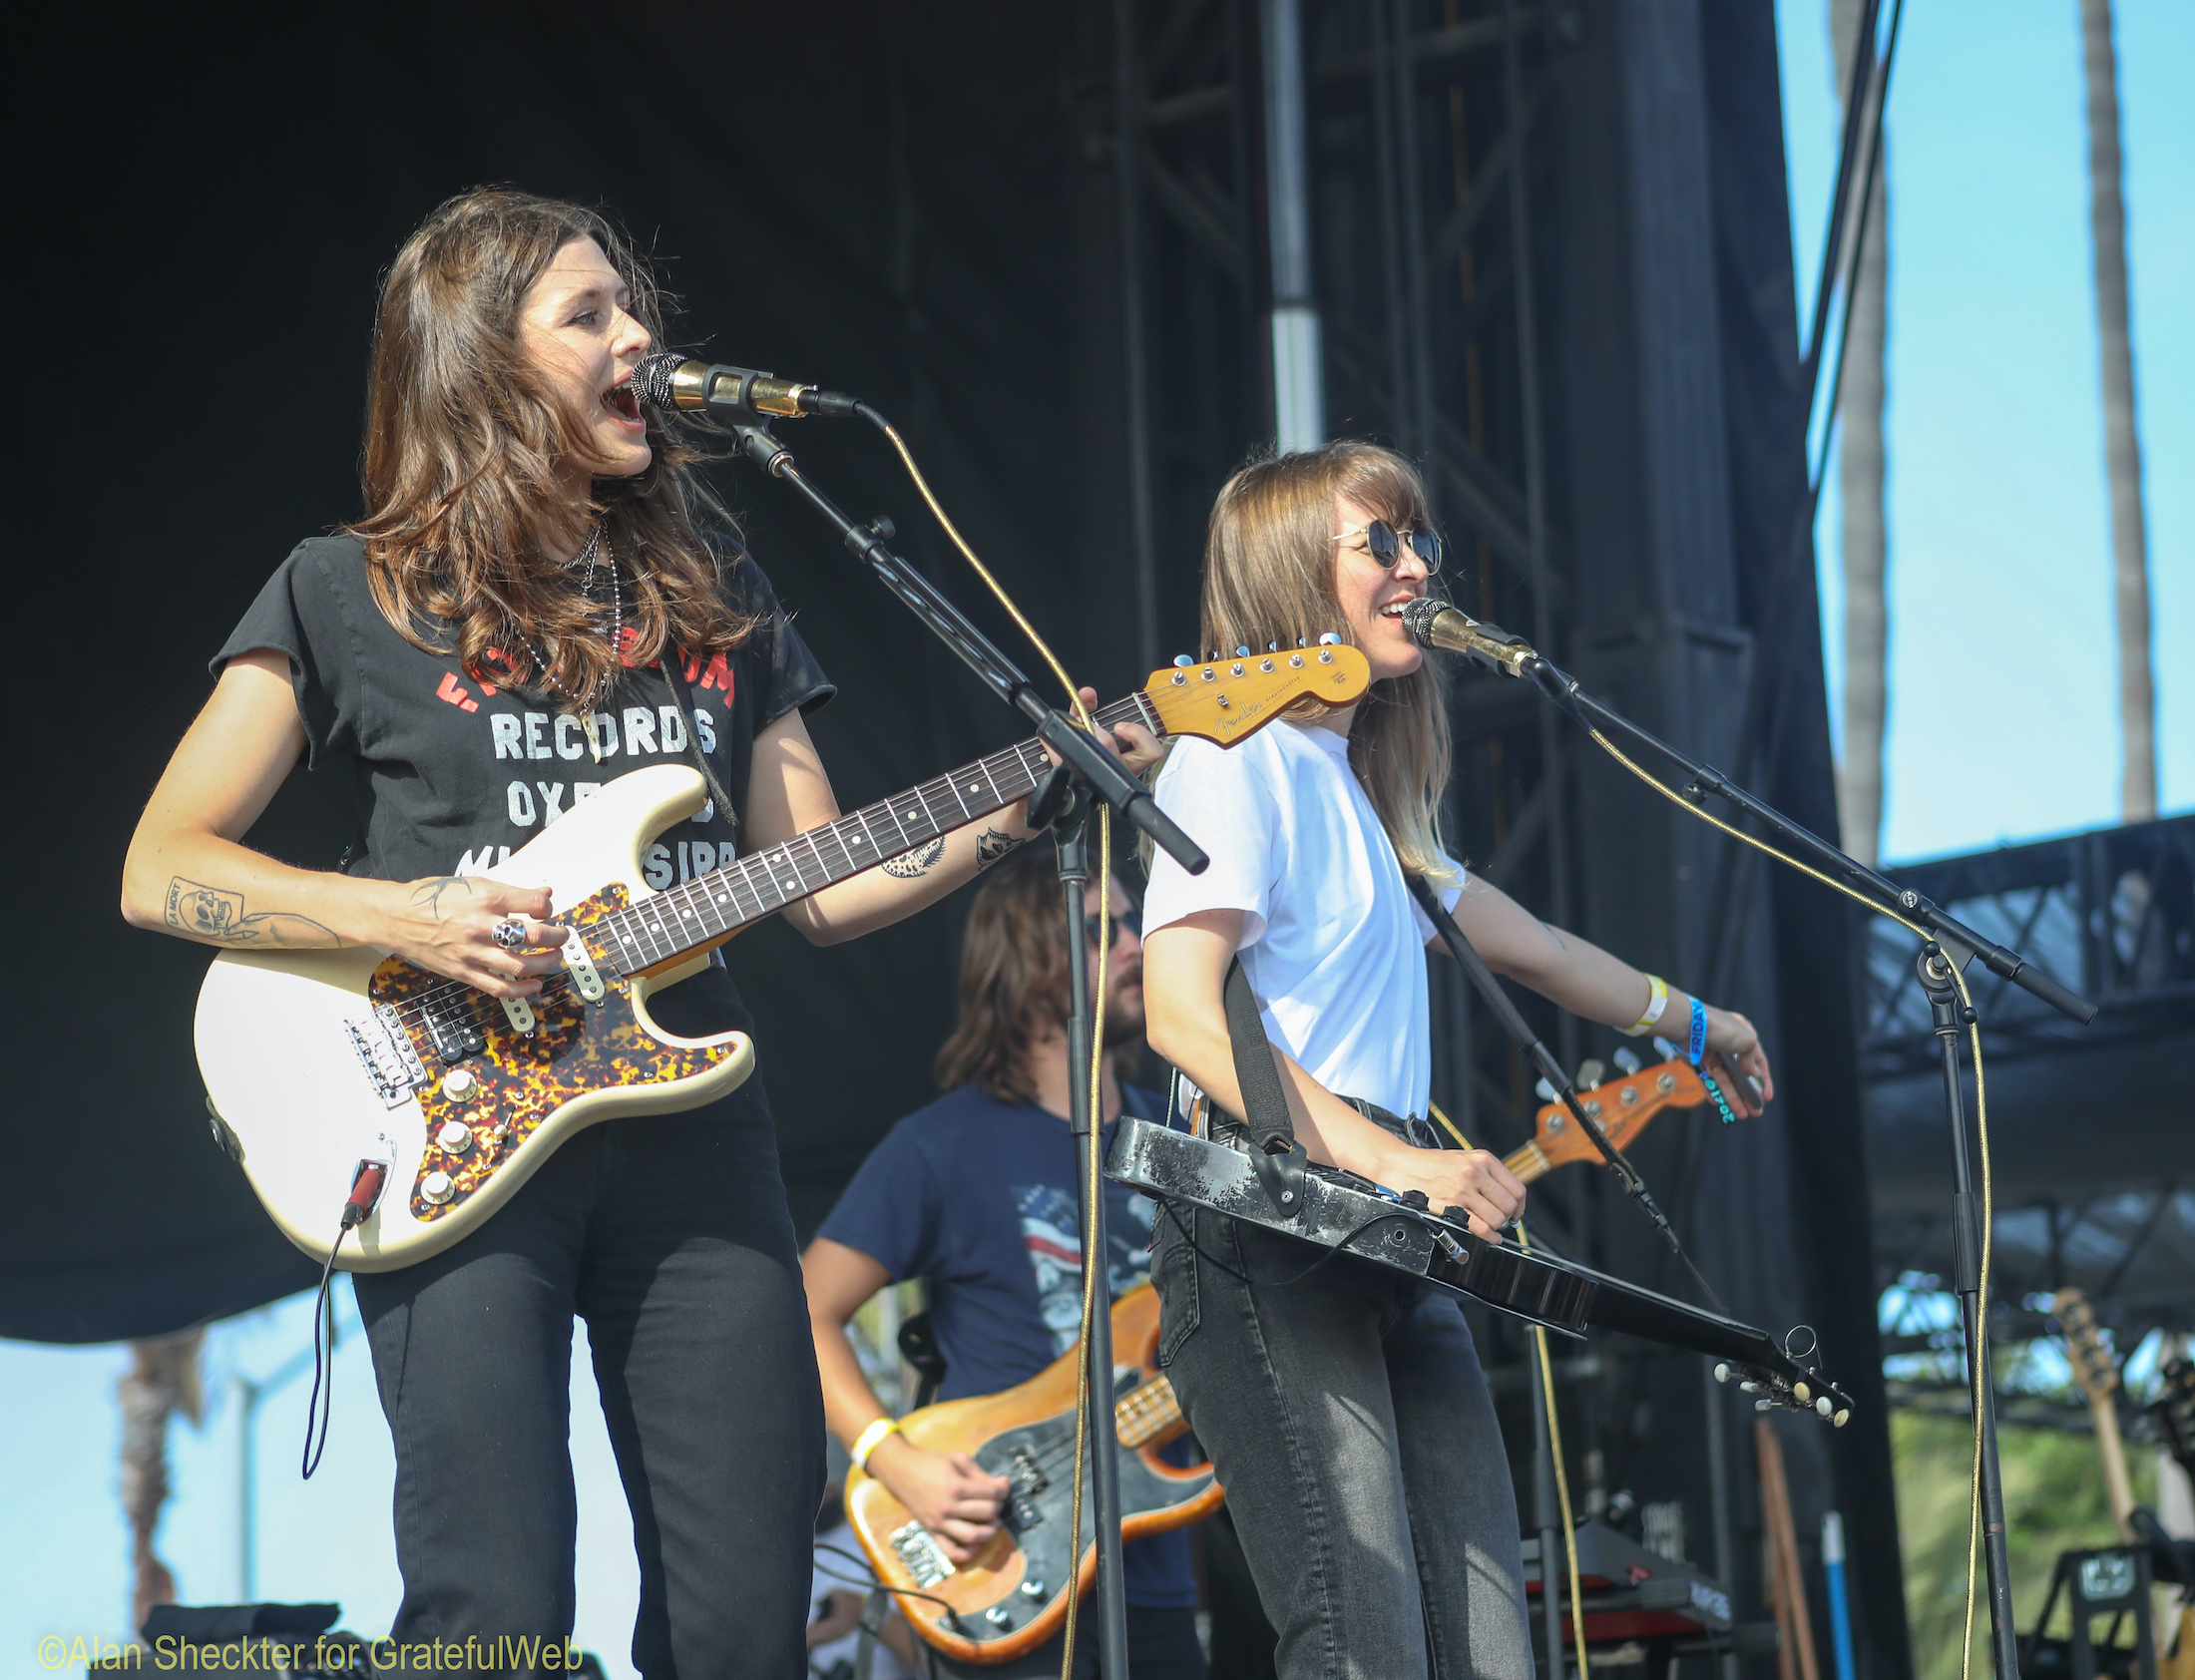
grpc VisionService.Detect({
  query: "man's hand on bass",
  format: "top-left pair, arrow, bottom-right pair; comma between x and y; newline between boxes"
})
868,1434 -> 1012,1564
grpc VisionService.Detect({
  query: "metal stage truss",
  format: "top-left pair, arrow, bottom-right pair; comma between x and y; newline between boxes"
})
1865,815 -> 2195,1387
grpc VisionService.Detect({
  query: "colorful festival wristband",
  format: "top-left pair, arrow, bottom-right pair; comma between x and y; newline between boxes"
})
1623,975 -> 1669,1038
852,1417 -> 899,1470
1687,997 -> 1740,1125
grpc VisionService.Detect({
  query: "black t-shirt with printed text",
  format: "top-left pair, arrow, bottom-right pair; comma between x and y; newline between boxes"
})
217,532 -> 834,1022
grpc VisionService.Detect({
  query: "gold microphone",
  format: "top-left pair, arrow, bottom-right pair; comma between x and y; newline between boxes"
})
1396,598 -> 1539,677
630,351 -> 862,420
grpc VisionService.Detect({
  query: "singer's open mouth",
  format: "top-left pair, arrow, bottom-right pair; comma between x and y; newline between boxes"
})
601,382 -> 643,424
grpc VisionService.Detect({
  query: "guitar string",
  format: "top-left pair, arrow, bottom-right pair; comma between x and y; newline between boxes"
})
372,695 -> 1160,1040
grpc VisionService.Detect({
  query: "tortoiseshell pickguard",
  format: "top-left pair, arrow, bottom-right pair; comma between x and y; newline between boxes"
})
367,884 -> 740,1221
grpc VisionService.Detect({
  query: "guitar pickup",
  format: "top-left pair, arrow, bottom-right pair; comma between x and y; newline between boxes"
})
419,995 -> 486,1064
563,934 -> 607,1004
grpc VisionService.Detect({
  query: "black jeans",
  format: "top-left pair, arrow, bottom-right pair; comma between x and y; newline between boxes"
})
354,1078 -> 825,1680
1150,1199 -> 1532,1680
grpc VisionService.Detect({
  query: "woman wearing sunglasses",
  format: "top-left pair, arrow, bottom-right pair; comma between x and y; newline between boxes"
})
1138,441 -> 1773,1680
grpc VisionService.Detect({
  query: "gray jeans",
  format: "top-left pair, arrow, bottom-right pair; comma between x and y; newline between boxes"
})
1151,1195 -> 1534,1680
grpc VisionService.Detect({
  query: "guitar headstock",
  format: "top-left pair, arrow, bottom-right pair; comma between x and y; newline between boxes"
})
1714,1354 -> 1854,1427
1529,1057 -> 1707,1170
2149,1357 -> 2195,1480
2054,1287 -> 2122,1405
1142,641 -> 1373,747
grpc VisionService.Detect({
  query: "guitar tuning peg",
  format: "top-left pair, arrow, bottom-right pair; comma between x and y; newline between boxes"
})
1651,1036 -> 1679,1062
1267,641 -> 1280,652
1535,1077 -> 1555,1102
1235,645 -> 1251,657
1612,1047 -> 1641,1075
1297,636 -> 1309,647
1173,654 -> 1194,667
1575,1057 -> 1605,1091
1317,631 -> 1341,645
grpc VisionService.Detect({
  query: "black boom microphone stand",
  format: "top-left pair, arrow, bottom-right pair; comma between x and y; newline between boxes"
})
728,418 -> 1203,1680
1402,600 -> 2097,1680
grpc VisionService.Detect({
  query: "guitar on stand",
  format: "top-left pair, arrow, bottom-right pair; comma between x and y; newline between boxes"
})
2026,1287 -> 2168,1680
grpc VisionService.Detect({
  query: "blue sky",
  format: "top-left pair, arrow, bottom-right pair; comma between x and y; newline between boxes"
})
4,6 -> 2188,1672
1781,0 -> 2192,862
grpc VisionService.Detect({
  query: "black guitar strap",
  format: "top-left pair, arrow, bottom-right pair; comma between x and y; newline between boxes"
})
659,649 -> 739,840
1222,958 -> 1307,1220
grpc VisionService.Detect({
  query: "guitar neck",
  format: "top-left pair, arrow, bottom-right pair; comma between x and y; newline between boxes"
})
1504,1141 -> 1551,1184
2057,1288 -> 2138,1540
587,693 -> 1162,975
1115,1373 -> 1184,1449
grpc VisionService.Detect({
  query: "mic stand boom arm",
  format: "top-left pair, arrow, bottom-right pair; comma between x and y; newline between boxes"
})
1517,655 -> 2094,1025
1473,633 -> 2091,1680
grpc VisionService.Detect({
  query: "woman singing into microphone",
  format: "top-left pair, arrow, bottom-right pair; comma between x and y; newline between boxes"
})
121,188 -> 1152,1676
1138,442 -> 1773,1680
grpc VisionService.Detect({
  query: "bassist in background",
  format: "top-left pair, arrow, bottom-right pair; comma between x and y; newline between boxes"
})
1137,442 -> 1776,1680
120,188 -> 1152,1678
804,849 -> 1206,1680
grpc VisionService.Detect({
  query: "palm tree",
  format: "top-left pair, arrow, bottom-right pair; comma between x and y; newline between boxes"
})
2079,0 -> 2154,823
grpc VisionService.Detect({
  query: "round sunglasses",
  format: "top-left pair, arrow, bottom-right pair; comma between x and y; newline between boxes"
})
1333,518 -> 1444,576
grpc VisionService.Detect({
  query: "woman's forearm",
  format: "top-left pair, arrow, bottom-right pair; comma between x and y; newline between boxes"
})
123,827 -> 391,950
1451,876 -> 1690,1033
779,806 -> 1037,947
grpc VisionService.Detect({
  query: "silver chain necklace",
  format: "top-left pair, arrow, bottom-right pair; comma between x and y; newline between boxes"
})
540,529 -> 621,708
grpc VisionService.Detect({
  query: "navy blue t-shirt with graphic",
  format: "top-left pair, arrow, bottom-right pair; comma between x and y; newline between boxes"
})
816,1082 -> 1197,1609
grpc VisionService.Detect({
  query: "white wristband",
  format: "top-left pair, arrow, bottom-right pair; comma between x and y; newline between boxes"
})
1622,975 -> 1669,1038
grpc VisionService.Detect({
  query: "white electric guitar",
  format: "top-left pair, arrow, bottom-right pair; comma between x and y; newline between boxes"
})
195,645 -> 1371,1269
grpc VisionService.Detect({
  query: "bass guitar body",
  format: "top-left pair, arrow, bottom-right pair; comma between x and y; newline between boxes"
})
196,765 -> 753,1271
846,1285 -> 1221,1665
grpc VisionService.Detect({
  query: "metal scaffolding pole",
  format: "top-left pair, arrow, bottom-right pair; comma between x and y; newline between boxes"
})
1261,0 -> 1325,450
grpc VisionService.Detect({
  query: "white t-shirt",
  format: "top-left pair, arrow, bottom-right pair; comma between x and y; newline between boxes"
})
1141,719 -> 1462,1120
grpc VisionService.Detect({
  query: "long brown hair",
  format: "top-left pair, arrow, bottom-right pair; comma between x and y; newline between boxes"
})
350,188 -> 755,706
1199,442 -> 1457,882
935,849 -> 1078,1100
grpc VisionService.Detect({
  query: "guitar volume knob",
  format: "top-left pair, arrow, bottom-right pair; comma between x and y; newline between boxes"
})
436,1120 -> 474,1155
442,1068 -> 478,1101
1020,1578 -> 1046,1599
420,1170 -> 456,1205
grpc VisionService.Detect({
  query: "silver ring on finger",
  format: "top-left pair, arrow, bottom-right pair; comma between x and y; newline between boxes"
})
491,917 -> 528,953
